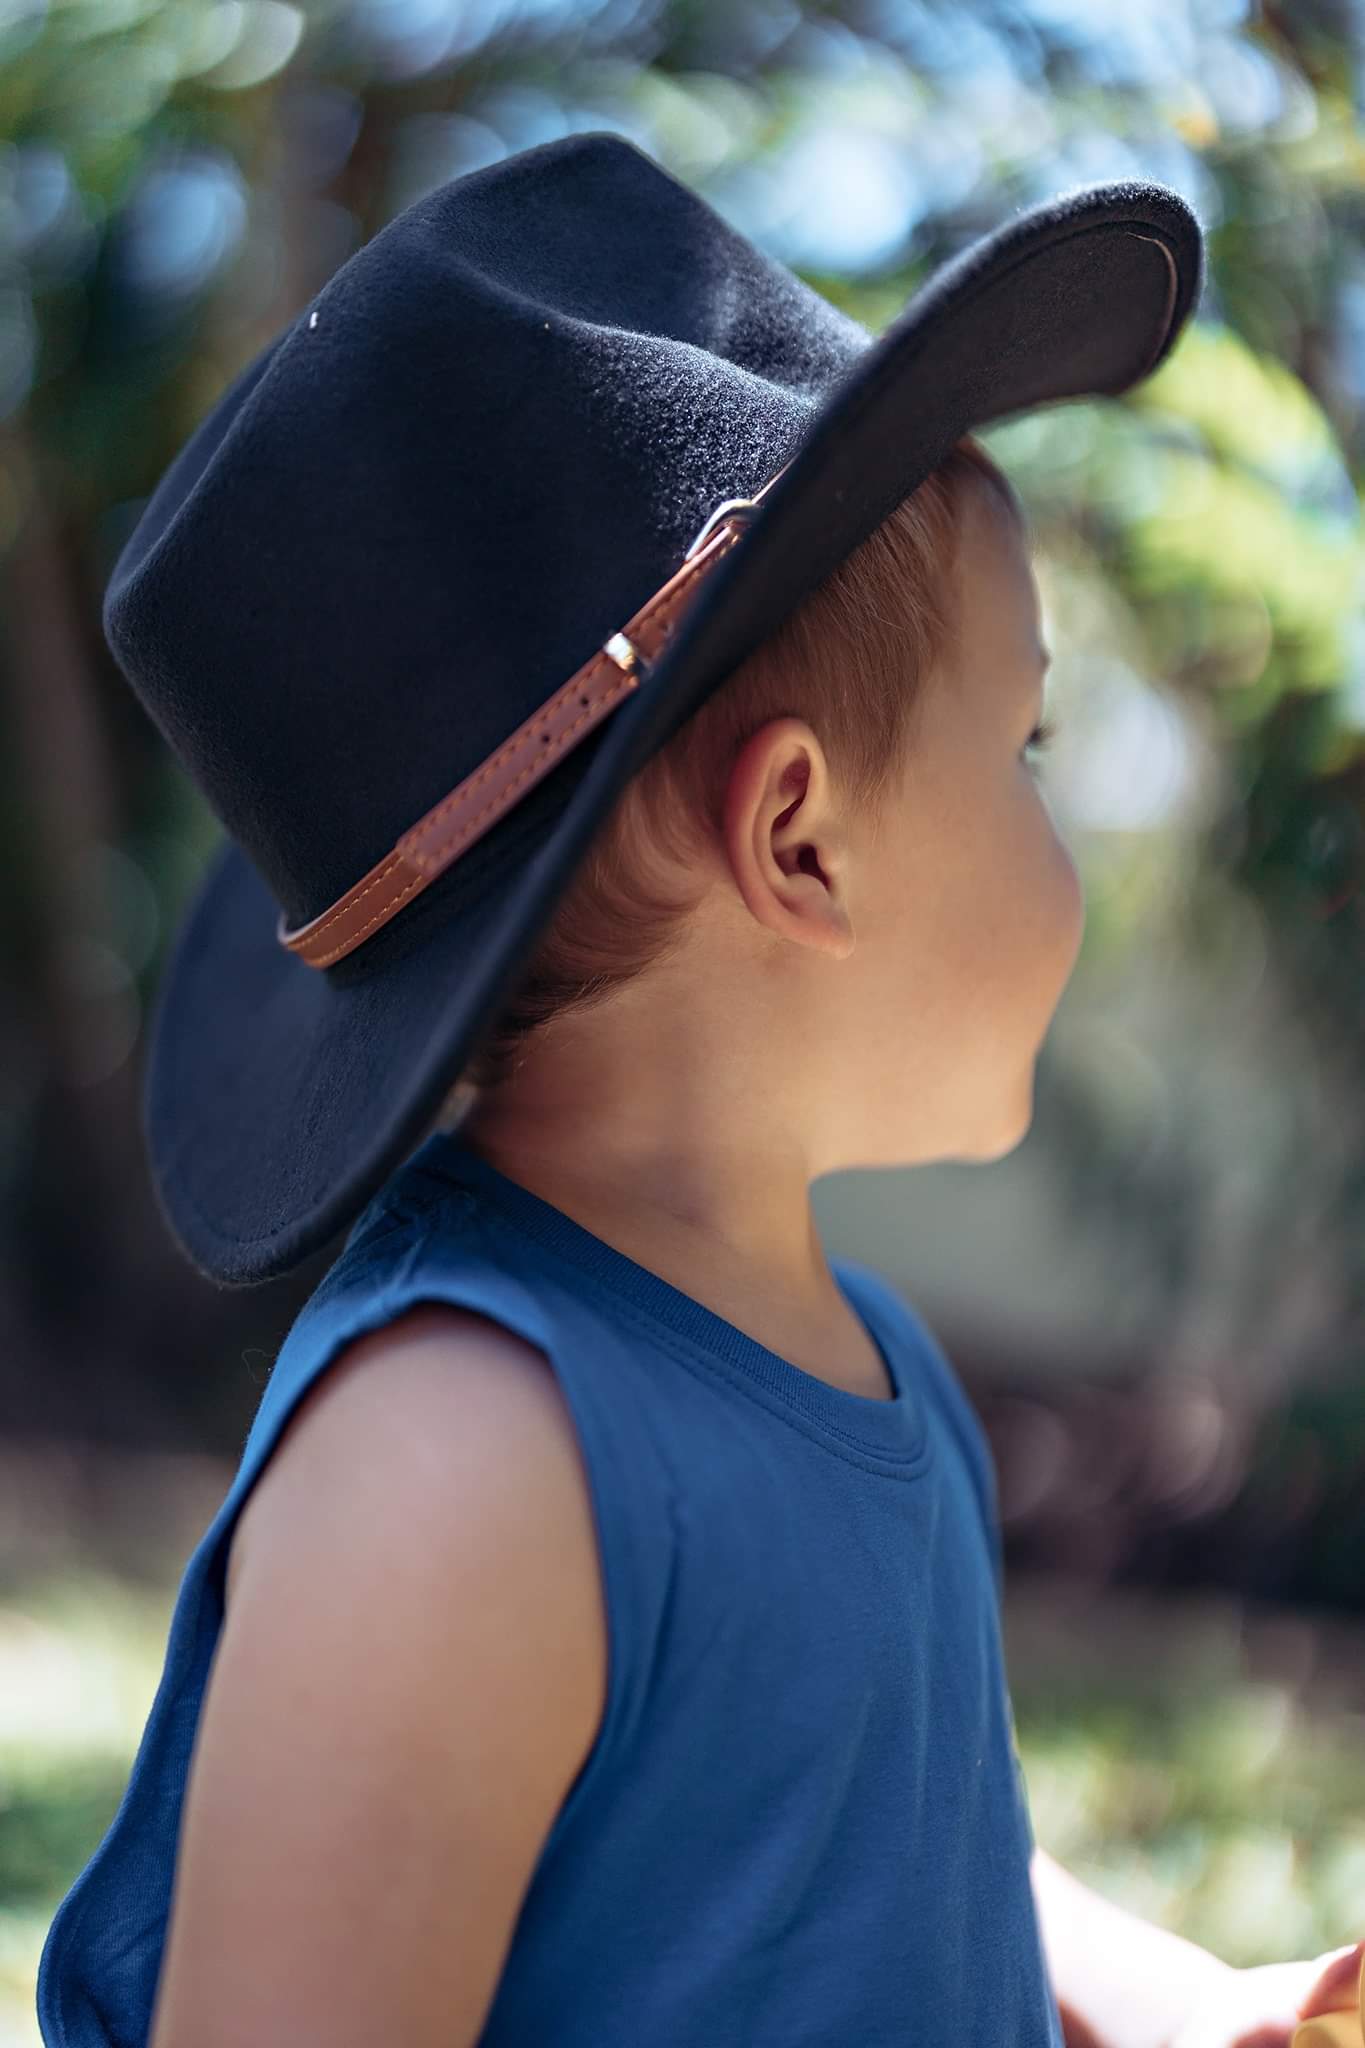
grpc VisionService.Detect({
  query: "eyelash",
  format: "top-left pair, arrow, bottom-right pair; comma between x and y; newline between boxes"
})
1024,716 -> 1058,761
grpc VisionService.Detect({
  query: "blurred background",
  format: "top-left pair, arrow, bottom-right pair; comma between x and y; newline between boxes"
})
5,0 -> 1365,2039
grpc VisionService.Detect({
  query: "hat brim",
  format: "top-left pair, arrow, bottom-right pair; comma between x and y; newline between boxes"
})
145,173 -> 1203,1285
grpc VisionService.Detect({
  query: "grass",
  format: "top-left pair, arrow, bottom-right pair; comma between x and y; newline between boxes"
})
1003,1578 -> 1365,1966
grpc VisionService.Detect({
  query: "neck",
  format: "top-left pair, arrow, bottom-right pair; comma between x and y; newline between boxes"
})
445,1093 -> 883,1393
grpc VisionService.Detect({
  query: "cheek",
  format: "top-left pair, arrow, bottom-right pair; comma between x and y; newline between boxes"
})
872,779 -> 1082,1001
1062,837 -> 1086,954
976,781 -> 1084,986
1048,805 -> 1085,940
1023,801 -> 1085,992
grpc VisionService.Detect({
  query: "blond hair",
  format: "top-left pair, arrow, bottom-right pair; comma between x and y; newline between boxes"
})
446,433 -> 1023,1104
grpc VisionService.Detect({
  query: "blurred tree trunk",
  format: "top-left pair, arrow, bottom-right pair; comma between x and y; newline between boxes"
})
0,434 -> 239,1443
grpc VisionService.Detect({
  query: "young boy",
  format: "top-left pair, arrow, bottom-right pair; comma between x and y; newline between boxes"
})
36,133 -> 1361,2048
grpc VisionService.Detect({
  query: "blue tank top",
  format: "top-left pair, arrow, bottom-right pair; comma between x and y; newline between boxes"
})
37,1126 -> 1063,2047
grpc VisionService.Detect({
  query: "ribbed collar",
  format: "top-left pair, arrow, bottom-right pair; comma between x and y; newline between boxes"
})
410,1126 -> 934,1473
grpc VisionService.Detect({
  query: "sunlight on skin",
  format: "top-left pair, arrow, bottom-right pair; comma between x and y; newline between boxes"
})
457,475 -> 1083,1394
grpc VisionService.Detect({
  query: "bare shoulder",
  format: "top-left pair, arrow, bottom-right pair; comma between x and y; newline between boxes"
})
153,1301 -> 607,2048
225,1299 -> 594,1611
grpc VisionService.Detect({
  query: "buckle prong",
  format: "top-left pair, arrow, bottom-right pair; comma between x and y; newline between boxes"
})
684,495 -> 760,560
682,457 -> 794,561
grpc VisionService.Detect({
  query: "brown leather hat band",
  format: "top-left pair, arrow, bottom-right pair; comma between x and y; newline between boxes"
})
276,470 -> 788,969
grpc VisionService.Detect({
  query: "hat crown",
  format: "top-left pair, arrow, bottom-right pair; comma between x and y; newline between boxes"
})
103,132 -> 870,941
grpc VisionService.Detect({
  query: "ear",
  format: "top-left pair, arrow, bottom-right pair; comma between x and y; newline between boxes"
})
721,717 -> 855,959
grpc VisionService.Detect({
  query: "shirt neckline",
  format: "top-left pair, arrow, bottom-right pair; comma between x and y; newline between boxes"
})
410,1127 -> 933,1471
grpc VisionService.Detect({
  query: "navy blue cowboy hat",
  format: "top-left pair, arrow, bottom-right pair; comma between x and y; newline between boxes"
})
105,129 -> 1205,1287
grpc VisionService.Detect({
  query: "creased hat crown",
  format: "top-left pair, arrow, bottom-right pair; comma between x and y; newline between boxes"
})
102,131 -> 871,959
102,125 -> 1204,1287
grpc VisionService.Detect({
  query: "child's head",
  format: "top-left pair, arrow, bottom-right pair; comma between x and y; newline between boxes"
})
444,431 -> 1084,1177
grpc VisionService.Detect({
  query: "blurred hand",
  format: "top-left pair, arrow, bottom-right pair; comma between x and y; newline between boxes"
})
1166,1939 -> 1364,2048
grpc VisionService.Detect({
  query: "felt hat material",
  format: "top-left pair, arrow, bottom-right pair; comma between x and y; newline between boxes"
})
103,130 -> 1206,1286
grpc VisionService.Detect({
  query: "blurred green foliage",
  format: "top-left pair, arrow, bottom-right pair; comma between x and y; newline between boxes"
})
1009,1588 -> 1365,1967
5,0 -> 1365,1468
7,2 -> 1365,2034
2,0 -> 1365,1474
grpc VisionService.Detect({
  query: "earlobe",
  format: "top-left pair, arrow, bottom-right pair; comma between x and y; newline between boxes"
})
766,833 -> 857,960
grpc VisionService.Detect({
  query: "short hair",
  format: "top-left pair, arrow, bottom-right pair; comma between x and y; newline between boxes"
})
448,433 -> 1024,1102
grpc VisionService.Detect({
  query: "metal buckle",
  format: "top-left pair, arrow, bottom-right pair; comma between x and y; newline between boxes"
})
683,494 -> 761,560
682,457 -> 793,562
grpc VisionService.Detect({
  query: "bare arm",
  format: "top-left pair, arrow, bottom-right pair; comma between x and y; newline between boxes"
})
1030,1843 -> 1229,2048
149,1302 -> 609,2048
